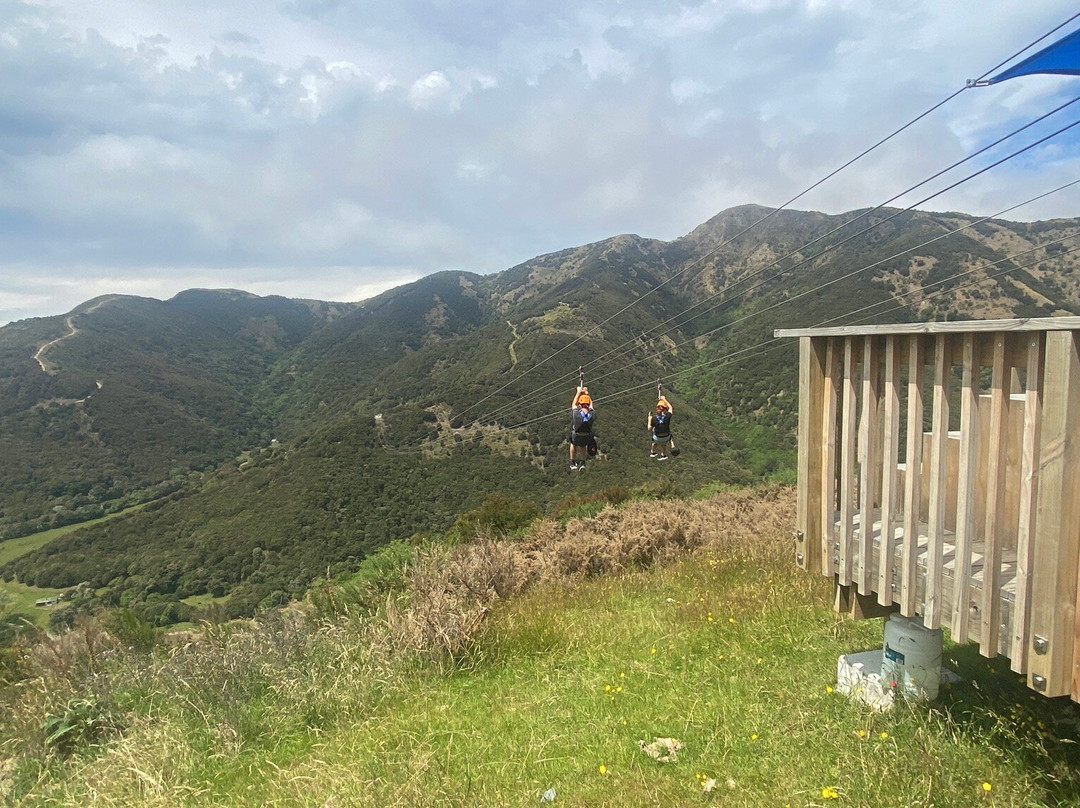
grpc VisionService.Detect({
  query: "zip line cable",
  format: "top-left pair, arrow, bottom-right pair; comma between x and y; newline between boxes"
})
422,234 -> 1080,452
634,112 -> 1080,348
586,234 -> 1080,408
580,95 -> 1080,360
450,12 -> 1080,426
830,241 -> 1080,329
483,102 -> 1080,423
473,177 -> 1080,426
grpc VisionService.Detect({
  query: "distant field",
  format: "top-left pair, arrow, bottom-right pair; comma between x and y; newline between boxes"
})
0,580 -> 65,628
0,506 -> 147,567
0,504 -> 149,625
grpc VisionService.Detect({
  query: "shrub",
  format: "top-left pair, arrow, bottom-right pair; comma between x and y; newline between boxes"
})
42,697 -> 116,758
446,494 -> 540,543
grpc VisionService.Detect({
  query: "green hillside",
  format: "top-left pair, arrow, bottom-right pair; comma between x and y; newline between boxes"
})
1,205 -> 1078,622
2,487 -> 1077,807
0,292 -> 355,539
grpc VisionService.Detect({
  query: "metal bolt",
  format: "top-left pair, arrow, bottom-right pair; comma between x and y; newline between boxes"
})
796,553 -> 805,566
1033,635 -> 1049,655
1032,674 -> 1047,692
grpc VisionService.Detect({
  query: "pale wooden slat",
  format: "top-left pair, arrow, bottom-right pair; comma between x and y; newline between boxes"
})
1011,332 -> 1044,673
820,340 -> 839,577
839,337 -> 858,587
1030,331 -> 1080,698
924,334 -> 951,629
951,333 -> 981,642
796,337 -> 826,572
901,335 -> 924,617
858,337 -> 880,595
981,333 -> 1010,656
877,335 -> 901,606
774,316 -> 1080,339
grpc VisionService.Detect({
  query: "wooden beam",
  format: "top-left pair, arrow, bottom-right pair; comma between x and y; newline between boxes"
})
925,334 -> 951,629
1011,333 -> 1044,673
1029,331 -> 1080,698
775,316 -> 1080,339
836,580 -> 899,620
981,333 -> 1010,656
878,335 -> 901,607
839,337 -> 858,588
821,340 -> 840,577
952,333 -> 981,642
901,335 -> 925,617
796,337 -> 827,572
858,336 -> 880,595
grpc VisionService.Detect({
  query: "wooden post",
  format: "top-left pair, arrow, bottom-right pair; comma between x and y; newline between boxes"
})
1011,333 -> 1044,673
981,333 -> 1010,656
878,335 -> 901,606
901,335 -> 924,617
925,334 -> 951,629
839,338 -> 858,588
952,333 -> 981,642
821,340 -> 839,577
796,337 -> 827,572
858,337 -> 880,595
1029,331 -> 1080,698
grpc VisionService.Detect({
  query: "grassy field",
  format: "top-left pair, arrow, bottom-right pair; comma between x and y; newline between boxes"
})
0,506 -> 148,627
2,488 -> 1078,807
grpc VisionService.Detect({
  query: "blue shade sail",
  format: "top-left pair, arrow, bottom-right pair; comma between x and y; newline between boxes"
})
988,28 -> 1080,83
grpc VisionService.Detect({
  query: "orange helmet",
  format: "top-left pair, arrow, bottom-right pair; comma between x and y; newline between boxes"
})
578,394 -> 592,406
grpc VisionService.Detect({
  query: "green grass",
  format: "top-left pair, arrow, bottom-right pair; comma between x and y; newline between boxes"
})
0,505 -> 149,626
0,581 -> 66,629
0,506 -> 147,568
179,593 -> 229,609
3,491 -> 1078,807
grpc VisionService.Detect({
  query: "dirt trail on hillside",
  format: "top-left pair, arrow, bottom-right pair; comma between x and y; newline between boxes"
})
33,297 -> 115,375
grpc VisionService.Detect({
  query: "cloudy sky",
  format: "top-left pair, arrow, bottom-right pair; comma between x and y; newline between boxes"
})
2,0 -> 1080,325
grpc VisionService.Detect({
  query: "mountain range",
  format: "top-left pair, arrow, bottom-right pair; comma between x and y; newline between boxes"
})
2,203 -> 1077,621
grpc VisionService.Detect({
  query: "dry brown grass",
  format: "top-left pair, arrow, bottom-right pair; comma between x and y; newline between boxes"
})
378,487 -> 793,661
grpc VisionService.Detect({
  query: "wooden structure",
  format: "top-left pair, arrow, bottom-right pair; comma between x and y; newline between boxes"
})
775,317 -> 1080,701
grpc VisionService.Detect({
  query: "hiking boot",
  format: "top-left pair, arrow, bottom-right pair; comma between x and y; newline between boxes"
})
657,454 -> 669,461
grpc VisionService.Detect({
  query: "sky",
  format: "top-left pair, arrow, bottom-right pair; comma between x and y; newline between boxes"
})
2,0 -> 1080,326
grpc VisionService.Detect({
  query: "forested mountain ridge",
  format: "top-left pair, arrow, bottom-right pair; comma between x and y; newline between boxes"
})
0,291 -> 356,537
2,204 -> 1078,622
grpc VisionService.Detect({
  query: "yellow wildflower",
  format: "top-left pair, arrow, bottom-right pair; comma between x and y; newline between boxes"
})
982,782 -> 992,793
599,765 -> 607,775
821,786 -> 839,799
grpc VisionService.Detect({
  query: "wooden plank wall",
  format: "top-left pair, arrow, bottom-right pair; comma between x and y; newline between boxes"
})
792,327 -> 1080,701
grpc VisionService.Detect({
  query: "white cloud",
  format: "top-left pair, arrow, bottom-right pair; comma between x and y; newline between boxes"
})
408,70 -> 453,108
2,0 -> 1080,325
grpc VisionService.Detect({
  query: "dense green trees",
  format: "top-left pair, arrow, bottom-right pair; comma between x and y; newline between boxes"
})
1,206 -> 1077,622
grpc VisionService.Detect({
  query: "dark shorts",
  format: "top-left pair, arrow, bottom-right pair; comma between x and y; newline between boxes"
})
651,433 -> 671,442
570,430 -> 592,447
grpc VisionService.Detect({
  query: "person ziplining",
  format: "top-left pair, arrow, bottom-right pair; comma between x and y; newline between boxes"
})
648,380 -> 677,460
569,368 -> 596,471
